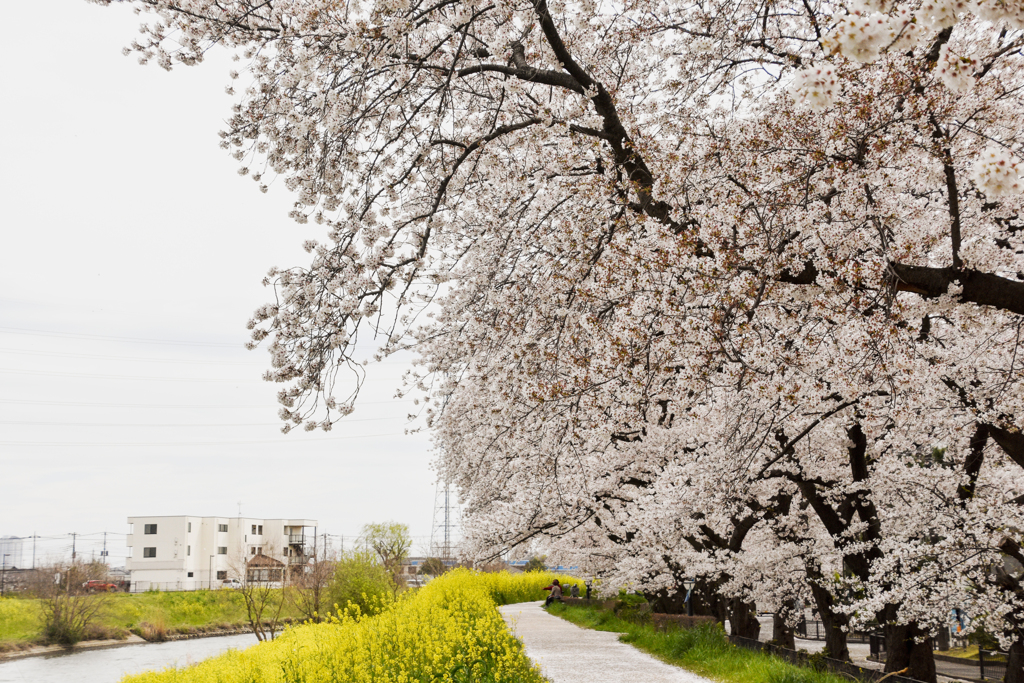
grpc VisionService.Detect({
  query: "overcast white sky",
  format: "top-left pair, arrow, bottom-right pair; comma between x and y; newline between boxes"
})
0,1 -> 447,566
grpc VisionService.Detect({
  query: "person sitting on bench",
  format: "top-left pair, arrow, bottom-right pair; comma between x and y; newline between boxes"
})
544,579 -> 563,607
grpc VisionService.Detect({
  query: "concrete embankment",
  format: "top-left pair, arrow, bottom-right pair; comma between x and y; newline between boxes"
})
0,626 -> 256,663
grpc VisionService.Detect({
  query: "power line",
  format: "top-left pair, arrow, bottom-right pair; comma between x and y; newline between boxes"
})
0,398 -> 418,408
0,348 -> 263,366
0,368 -> 263,383
75,532 -> 128,538
0,397 -> 419,409
0,326 -> 241,348
0,347 -> 414,366
0,432 -> 427,446
0,327 -> 417,364
0,416 -> 407,427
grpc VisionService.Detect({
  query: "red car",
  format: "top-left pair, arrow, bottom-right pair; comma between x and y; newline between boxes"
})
83,580 -> 119,592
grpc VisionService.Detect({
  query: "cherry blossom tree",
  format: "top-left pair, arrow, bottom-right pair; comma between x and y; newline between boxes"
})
89,0 -> 1024,680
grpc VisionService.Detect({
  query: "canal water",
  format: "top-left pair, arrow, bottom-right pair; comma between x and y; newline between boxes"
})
0,633 -> 257,683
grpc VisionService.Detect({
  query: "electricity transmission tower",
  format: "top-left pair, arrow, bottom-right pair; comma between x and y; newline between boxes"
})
430,481 -> 460,565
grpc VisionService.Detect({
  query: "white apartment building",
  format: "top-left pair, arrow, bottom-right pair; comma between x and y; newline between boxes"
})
126,516 -> 317,591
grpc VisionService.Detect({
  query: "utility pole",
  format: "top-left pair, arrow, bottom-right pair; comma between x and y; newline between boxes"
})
71,532 -> 77,562
32,533 -> 36,570
102,532 -> 108,564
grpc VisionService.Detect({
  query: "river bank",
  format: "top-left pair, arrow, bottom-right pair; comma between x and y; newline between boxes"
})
0,590 -> 300,656
0,625 -> 259,663
0,632 -> 257,683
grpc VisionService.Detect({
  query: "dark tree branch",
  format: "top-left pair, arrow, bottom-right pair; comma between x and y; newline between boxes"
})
457,63 -> 586,94
990,424 -> 1024,470
887,263 -> 1024,316
959,423 -> 990,502
944,160 -> 963,270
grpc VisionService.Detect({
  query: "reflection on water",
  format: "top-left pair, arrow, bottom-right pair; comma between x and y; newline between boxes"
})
0,633 -> 258,683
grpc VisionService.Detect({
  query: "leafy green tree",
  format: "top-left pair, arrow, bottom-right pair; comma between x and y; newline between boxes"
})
327,551 -> 395,616
361,522 -> 412,579
524,556 -> 547,573
419,557 -> 447,577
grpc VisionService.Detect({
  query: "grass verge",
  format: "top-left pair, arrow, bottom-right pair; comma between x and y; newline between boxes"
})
547,602 -> 851,683
0,598 -> 43,647
0,590 -> 302,650
941,645 -> 1007,662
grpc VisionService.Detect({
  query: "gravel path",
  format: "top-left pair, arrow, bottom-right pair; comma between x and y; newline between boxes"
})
499,601 -> 713,683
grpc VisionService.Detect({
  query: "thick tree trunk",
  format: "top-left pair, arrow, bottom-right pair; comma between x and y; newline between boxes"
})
1007,638 -> 1024,683
1006,637 -> 1024,683
772,600 -> 796,650
729,597 -> 761,639
883,620 -> 937,683
691,578 -> 729,623
808,579 -> 850,662
643,586 -> 688,615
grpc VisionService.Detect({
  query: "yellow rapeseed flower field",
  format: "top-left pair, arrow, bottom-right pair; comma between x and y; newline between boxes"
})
122,570 -> 582,683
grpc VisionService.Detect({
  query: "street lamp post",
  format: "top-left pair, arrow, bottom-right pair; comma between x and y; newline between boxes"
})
682,578 -> 696,617
1,554 -> 10,597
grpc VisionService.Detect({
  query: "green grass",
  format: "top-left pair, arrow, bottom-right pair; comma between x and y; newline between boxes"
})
547,602 -> 851,683
942,645 -> 1007,662
0,590 -> 303,649
106,589 -> 253,630
0,598 -> 43,644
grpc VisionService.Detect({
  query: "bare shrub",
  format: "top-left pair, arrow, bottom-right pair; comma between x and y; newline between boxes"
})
30,561 -> 110,646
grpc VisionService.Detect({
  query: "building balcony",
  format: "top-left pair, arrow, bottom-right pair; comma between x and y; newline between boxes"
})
287,555 -> 308,565
287,534 -> 305,545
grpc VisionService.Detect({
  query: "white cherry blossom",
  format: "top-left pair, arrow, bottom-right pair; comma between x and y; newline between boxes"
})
971,144 -> 1023,196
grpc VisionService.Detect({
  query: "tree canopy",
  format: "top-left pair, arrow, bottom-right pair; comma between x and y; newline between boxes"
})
362,521 -> 413,577
91,0 -> 1024,679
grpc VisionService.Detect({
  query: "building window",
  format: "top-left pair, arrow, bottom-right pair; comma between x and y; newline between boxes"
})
218,547 -> 227,555
187,545 -> 191,556
257,547 -> 263,555
251,547 -> 256,555
144,524 -> 157,534
187,571 -> 193,578
217,570 -> 227,580
143,547 -> 156,558
251,524 -> 256,534
188,522 -> 192,533
258,525 -> 263,535
218,524 -> 228,533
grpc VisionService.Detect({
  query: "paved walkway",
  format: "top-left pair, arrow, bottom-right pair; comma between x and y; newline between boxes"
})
499,601 -> 712,683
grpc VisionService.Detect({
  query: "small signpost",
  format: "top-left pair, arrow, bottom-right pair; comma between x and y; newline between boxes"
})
682,578 -> 696,617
